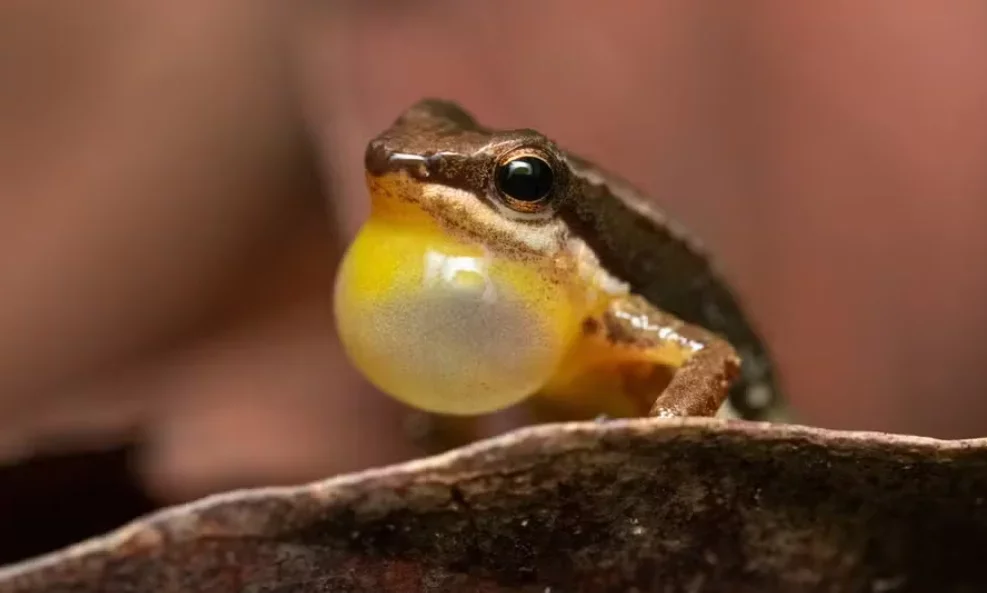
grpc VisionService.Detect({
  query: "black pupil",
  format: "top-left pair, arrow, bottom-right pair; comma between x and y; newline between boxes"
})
496,156 -> 554,202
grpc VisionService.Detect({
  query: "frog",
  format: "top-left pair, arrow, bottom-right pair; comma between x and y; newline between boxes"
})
333,98 -> 787,444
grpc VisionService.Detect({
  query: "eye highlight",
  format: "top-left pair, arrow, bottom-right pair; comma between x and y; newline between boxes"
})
494,153 -> 555,212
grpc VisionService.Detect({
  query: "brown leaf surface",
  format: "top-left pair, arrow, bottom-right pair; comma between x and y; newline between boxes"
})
1,418 -> 985,593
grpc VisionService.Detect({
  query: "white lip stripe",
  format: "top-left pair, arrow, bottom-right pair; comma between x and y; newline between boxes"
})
416,181 -> 629,298
420,184 -> 563,254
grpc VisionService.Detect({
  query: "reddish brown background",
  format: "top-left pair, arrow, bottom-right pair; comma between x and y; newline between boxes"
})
2,0 -> 986,563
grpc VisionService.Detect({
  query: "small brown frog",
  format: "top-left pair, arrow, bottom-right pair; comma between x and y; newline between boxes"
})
333,99 -> 786,431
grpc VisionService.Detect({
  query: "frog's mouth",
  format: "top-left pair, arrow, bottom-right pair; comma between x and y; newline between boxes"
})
332,174 -> 592,416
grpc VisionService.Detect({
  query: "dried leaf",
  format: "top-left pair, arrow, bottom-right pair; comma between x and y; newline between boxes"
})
1,418 -> 985,592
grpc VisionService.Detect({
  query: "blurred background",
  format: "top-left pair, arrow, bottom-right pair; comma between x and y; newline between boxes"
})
2,0 -> 987,565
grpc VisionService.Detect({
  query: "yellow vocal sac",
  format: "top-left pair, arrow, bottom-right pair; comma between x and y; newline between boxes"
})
333,204 -> 592,416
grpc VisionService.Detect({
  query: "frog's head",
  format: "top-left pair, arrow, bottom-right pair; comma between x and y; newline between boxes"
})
363,98 -> 575,259
334,99 -> 618,416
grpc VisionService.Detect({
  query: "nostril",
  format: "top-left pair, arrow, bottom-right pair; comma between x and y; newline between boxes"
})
363,139 -> 393,176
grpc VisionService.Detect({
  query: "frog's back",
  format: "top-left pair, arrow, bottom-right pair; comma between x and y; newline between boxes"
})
560,152 -> 786,421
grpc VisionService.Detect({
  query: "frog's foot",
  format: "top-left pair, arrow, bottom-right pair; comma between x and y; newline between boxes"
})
647,332 -> 740,418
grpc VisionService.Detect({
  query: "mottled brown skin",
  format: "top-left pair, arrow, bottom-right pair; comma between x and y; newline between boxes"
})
598,295 -> 741,418
366,99 -> 784,432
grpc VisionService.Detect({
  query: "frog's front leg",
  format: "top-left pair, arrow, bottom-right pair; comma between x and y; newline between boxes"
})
536,294 -> 742,419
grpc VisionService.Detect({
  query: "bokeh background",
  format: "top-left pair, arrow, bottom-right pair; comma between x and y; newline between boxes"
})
3,0 -> 987,565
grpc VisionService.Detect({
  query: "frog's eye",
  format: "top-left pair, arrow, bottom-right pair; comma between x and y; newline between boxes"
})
494,153 -> 555,212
